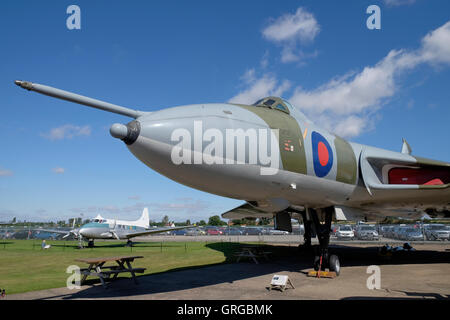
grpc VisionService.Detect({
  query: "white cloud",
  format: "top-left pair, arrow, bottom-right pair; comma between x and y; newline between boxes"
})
420,21 -> 450,65
262,7 -> 320,64
288,21 -> 450,137
52,167 -> 65,174
41,124 -> 91,141
262,7 -> 319,43
231,21 -> 450,138
0,168 -> 13,176
229,70 -> 291,105
260,51 -> 270,69
384,0 -> 416,7
281,46 -> 300,63
331,115 -> 370,139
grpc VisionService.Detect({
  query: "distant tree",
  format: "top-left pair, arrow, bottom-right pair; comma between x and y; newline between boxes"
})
162,215 -> 169,225
186,219 -> 191,225
242,218 -> 256,226
198,220 -> 206,226
208,215 -> 225,226
258,218 -> 271,226
232,219 -> 242,225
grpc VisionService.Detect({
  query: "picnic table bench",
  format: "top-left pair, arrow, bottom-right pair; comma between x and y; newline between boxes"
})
76,255 -> 145,288
234,246 -> 272,264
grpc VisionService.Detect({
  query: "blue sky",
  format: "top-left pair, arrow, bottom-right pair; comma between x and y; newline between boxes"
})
1,0 -> 449,222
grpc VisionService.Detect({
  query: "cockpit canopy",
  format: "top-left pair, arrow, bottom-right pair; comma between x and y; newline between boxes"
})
91,215 -> 105,223
252,96 -> 292,114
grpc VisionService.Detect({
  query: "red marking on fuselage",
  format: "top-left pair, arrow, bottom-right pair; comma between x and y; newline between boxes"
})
318,142 -> 329,166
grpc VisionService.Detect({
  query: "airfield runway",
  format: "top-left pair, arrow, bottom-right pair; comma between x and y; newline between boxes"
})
8,242 -> 450,300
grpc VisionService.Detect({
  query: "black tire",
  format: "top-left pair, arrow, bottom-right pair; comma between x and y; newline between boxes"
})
329,255 -> 340,276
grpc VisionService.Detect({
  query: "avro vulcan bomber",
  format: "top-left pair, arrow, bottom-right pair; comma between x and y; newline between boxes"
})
15,80 -> 450,274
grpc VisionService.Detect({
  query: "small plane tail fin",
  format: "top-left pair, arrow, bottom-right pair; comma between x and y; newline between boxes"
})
136,208 -> 150,228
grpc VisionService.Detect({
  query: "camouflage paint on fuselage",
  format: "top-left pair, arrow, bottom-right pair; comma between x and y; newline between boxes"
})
334,136 -> 358,185
232,100 -> 307,175
233,99 -> 359,186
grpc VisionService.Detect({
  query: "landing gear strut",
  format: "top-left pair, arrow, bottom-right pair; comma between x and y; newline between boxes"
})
87,240 -> 94,248
126,239 -> 133,247
77,235 -> 84,249
298,211 -> 313,252
309,207 -> 340,276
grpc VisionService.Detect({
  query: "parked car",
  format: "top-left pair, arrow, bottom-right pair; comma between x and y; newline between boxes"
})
292,225 -> 305,235
336,225 -> 354,240
396,226 -> 409,240
268,229 -> 289,235
380,225 -> 392,237
171,229 -> 187,236
223,228 -> 243,235
425,224 -> 450,241
206,228 -> 223,235
392,225 -> 407,239
402,227 -> 424,241
355,225 -> 379,240
185,228 -> 205,236
243,227 -> 264,235
384,226 -> 396,239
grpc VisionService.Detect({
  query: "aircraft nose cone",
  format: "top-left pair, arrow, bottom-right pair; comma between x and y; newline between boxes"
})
109,120 -> 141,145
110,123 -> 128,139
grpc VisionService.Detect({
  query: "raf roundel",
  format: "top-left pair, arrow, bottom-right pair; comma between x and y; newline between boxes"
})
312,132 -> 333,178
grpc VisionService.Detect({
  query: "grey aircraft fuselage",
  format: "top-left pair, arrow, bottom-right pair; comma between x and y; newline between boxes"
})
14,81 -> 450,222
124,98 -> 450,219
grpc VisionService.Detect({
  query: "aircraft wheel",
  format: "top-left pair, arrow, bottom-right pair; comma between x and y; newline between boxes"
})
329,255 -> 340,276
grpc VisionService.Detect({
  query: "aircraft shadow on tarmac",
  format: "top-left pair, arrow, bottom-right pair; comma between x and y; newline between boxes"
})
43,242 -> 449,300
342,291 -> 450,300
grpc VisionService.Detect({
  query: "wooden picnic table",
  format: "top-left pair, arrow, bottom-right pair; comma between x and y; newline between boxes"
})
234,246 -> 272,264
75,255 -> 146,288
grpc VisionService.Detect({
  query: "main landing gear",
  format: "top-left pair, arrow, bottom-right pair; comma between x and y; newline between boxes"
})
309,207 -> 340,276
125,239 -> 133,247
299,211 -> 313,251
87,240 -> 95,248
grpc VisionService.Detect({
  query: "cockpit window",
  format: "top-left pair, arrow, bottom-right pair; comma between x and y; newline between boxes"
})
263,99 -> 276,106
282,100 -> 293,110
275,104 -> 288,112
251,97 -> 291,114
253,98 -> 264,106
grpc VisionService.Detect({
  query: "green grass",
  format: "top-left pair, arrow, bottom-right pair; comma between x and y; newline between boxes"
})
0,239 -> 240,294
